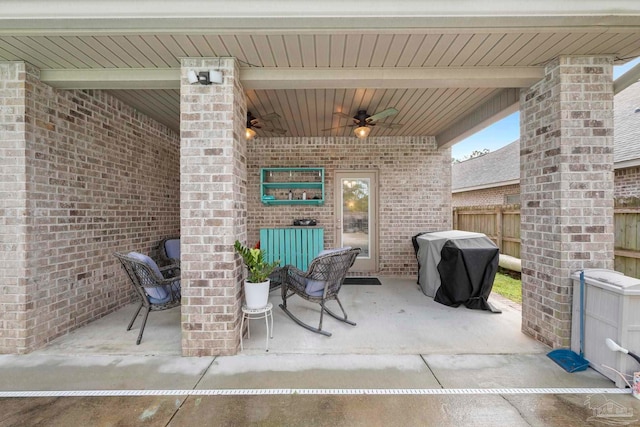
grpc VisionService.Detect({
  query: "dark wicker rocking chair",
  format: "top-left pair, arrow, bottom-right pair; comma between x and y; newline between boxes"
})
114,252 -> 181,345
279,247 -> 360,336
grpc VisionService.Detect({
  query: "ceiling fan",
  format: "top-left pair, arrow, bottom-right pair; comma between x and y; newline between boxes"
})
245,111 -> 287,140
322,107 -> 402,138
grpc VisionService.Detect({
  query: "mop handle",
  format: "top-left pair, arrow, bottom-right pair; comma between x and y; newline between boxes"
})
580,270 -> 585,357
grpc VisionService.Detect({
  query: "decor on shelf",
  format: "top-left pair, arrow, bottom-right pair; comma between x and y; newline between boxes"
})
234,240 -> 280,308
260,167 -> 325,205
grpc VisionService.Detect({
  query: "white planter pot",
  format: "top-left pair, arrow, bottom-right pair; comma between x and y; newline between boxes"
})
244,279 -> 270,309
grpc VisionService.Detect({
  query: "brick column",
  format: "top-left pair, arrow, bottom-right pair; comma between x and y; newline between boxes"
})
520,56 -> 615,348
0,62 -> 29,353
180,58 -> 247,356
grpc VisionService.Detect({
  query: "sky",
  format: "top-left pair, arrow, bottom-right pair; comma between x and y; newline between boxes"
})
451,57 -> 640,160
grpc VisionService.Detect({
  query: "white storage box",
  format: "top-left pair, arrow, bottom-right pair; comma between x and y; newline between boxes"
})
570,269 -> 640,388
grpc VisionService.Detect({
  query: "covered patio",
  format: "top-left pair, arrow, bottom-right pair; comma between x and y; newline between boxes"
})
2,1 -> 640,357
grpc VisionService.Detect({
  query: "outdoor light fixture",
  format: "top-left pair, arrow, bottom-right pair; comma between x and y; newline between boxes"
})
187,69 -> 223,85
245,127 -> 257,140
354,126 -> 371,139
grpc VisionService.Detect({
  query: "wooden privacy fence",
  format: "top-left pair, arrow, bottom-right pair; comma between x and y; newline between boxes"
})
453,203 -> 640,278
453,205 -> 521,258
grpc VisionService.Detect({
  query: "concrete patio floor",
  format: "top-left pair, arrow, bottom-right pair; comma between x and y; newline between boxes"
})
2,277 -> 640,426
37,276 -> 542,357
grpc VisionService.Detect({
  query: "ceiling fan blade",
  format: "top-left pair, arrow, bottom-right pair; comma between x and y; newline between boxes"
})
256,112 -> 280,122
322,124 -> 351,131
260,126 -> 287,134
333,111 -> 355,120
366,107 -> 399,123
374,122 -> 403,129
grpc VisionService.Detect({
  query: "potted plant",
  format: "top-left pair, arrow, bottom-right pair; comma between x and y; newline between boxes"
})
234,240 -> 280,309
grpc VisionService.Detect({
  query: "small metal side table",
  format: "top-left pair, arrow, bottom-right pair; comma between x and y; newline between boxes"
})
240,302 -> 274,352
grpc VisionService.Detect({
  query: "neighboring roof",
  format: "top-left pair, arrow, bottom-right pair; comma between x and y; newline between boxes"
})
614,81 -> 640,167
453,81 -> 640,191
452,141 -> 520,192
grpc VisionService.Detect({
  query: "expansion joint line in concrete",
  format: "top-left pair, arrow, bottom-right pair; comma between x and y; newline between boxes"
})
164,356 -> 218,426
420,354 -> 444,389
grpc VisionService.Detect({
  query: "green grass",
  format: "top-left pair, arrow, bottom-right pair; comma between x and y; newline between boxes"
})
492,272 -> 522,303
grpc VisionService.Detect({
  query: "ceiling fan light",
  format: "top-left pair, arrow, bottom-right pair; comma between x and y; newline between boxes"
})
354,126 -> 371,139
245,127 -> 257,140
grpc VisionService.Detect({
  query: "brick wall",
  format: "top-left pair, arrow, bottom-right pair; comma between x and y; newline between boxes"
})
452,184 -> 520,207
520,56 -> 614,348
615,166 -> 640,198
0,62 -> 29,353
247,136 -> 451,275
180,58 -> 246,356
0,62 -> 180,354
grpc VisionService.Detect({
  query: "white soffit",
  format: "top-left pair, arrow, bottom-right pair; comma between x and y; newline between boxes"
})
1,1 -> 640,33
2,0 -> 639,138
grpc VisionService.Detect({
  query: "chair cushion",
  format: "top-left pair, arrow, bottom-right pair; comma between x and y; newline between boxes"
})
127,252 -> 169,301
164,238 -> 180,260
148,293 -> 172,304
305,279 -> 326,297
318,246 -> 351,256
303,248 -> 352,296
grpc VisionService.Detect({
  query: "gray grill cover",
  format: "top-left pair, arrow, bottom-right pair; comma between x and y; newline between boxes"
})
414,230 -> 501,312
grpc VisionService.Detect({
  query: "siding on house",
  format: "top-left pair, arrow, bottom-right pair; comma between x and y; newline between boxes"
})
452,184 -> 520,207
616,166 -> 640,198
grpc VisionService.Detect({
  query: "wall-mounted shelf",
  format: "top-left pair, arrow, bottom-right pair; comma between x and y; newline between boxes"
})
260,167 -> 324,205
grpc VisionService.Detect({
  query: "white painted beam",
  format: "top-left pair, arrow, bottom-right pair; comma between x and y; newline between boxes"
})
39,68 -> 180,89
240,67 -> 543,90
435,89 -> 520,148
40,67 -> 543,90
614,62 -> 640,94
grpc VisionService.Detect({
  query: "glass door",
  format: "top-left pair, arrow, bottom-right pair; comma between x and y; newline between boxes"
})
335,171 -> 377,272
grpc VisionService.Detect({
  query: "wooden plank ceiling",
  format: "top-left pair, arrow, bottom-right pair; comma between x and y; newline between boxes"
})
1,31 -> 639,137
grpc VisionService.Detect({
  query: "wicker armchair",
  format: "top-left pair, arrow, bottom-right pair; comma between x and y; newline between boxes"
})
114,252 -> 181,345
158,236 -> 180,267
279,247 -> 360,336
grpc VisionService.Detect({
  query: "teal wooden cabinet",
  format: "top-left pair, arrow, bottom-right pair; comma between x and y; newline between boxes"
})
260,167 -> 324,205
260,227 -> 324,271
